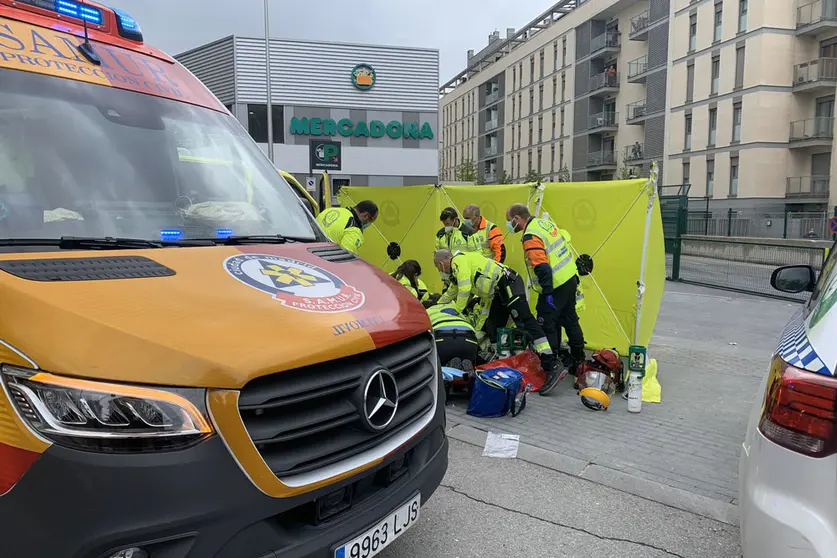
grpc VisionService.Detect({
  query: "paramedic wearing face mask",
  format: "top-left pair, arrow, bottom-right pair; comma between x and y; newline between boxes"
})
433,248 -> 559,380
316,200 -> 378,255
435,206 -> 475,253
462,204 -> 506,263
506,203 -> 586,395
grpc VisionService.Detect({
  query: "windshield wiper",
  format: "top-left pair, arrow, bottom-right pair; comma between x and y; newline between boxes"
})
198,235 -> 315,245
0,236 -> 213,250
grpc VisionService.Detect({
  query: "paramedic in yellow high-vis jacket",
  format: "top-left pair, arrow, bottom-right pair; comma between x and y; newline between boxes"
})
316,200 -> 378,255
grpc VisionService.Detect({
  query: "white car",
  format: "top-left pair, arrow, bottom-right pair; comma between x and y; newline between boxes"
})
739,241 -> 837,557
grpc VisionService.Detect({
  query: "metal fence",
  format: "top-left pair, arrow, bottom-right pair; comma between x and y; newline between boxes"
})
686,206 -> 836,240
660,190 -> 834,300
676,237 -> 829,301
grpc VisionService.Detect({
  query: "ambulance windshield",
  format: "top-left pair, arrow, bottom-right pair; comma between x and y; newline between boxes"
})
0,68 -> 321,246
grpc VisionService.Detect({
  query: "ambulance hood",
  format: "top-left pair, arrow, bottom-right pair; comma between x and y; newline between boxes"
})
0,244 -> 430,388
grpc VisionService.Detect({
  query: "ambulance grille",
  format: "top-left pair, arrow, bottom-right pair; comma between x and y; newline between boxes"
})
237,333 -> 436,477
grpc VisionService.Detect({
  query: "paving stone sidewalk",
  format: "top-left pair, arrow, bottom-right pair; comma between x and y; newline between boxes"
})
446,282 -> 799,517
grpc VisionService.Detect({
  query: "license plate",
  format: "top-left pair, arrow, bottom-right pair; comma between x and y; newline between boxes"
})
334,493 -> 421,558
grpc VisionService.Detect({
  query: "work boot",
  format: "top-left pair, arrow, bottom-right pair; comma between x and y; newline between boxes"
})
539,363 -> 568,396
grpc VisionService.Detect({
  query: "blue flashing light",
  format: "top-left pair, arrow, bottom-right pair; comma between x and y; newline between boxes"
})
160,229 -> 183,241
111,7 -> 143,42
55,0 -> 103,25
216,228 -> 233,239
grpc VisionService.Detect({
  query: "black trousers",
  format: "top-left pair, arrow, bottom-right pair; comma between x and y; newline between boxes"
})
482,272 -> 557,370
537,275 -> 586,363
435,329 -> 479,367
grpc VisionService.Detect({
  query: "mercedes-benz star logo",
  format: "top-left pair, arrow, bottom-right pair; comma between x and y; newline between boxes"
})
362,369 -> 399,432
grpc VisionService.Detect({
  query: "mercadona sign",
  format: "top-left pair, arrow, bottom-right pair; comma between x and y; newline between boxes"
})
289,117 -> 434,140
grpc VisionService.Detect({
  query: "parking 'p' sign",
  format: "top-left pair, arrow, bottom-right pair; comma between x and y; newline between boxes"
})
830,217 -> 837,235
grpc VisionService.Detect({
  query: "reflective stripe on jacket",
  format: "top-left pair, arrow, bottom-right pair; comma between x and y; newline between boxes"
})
522,218 -> 578,293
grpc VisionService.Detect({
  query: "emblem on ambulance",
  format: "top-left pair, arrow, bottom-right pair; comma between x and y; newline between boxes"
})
224,254 -> 365,313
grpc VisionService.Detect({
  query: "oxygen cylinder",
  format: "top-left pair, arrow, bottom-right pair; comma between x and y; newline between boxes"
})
627,372 -> 642,413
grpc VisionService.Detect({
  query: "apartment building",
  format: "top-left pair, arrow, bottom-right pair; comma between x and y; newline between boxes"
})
440,0 -> 837,213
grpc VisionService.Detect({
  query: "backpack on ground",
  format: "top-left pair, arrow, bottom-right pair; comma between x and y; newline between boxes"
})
467,367 -> 529,418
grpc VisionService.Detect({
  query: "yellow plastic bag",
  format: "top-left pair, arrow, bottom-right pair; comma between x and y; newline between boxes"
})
642,358 -> 661,403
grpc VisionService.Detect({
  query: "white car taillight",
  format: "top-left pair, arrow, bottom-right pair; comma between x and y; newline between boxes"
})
759,355 -> 837,458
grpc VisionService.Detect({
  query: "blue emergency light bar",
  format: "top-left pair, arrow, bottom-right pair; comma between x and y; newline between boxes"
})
160,229 -> 183,241
111,7 -> 143,42
216,228 -> 233,239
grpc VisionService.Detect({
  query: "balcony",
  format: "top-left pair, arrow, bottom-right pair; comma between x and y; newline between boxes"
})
786,176 -> 830,199
589,31 -> 621,60
793,58 -> 837,94
485,89 -> 500,105
587,150 -> 617,171
630,10 -> 651,40
485,118 -> 500,131
626,100 -> 649,124
589,71 -> 620,97
624,143 -> 646,163
588,111 -> 618,132
797,0 -> 837,36
789,117 -> 834,148
627,55 -> 650,83
484,144 -> 498,157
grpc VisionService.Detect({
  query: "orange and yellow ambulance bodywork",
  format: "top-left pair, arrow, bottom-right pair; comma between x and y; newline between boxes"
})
0,2 -> 447,557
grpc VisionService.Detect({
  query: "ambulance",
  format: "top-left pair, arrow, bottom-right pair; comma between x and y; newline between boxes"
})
0,2 -> 447,557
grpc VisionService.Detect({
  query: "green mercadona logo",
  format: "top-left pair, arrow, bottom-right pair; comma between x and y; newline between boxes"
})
352,64 -> 376,90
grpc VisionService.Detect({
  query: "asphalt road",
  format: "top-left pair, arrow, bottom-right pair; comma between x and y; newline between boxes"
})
380,439 -> 740,558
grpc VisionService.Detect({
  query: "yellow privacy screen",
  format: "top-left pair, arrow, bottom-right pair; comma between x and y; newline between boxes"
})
338,180 -> 665,354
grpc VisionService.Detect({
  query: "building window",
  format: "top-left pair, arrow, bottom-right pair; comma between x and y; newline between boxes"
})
562,37 -> 567,66
247,104 -> 284,144
530,88 -> 535,113
539,49 -> 545,78
530,56 -> 535,82
528,118 -> 533,145
711,55 -> 720,95
512,97 -> 516,120
518,124 -> 521,148
539,84 -> 544,110
561,73 -> 566,101
735,45 -> 745,89
528,149 -> 533,171
518,91 -> 523,115
551,143 -> 556,171
553,77 -> 557,105
552,109 -> 557,138
682,160 -> 690,185
729,156 -> 739,196
559,141 -> 565,169
554,41 -> 559,71
738,0 -> 748,32
706,159 -> 715,196
512,67 -> 517,91
732,102 -> 742,142
517,152 -> 521,178
686,63 -> 695,102
708,108 -> 718,146
714,3 -> 723,43
689,14 -> 697,52
511,124 -> 516,150
560,107 -> 565,136
511,155 -> 515,178
537,147 -> 543,171
684,114 -> 693,150
538,115 -> 543,143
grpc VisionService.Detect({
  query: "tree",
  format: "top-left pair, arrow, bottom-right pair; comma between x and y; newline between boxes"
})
456,159 -> 478,182
525,168 -> 544,184
557,164 -> 571,182
498,170 -> 512,184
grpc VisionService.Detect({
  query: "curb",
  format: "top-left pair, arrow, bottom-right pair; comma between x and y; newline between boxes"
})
446,422 -> 740,527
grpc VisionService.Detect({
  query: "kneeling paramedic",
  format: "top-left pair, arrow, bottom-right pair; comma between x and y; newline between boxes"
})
506,204 -> 586,395
316,200 -> 378,254
422,294 -> 479,371
433,249 -> 559,379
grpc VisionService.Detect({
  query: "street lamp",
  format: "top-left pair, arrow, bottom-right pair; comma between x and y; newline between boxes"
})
264,0 -> 274,163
